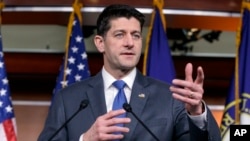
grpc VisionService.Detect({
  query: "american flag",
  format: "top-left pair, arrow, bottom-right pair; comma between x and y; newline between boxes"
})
53,13 -> 90,96
0,34 -> 17,140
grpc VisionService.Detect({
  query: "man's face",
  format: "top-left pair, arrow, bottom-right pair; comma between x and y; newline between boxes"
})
99,17 -> 142,72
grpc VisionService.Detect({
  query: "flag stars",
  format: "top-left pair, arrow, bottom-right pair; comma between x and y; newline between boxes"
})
71,46 -> 78,53
75,35 -> 83,43
77,63 -> 85,71
75,74 -> 82,81
0,34 -> 16,132
73,20 -> 77,26
0,61 -> 4,68
0,101 -> 3,107
53,16 -> 90,95
60,81 -> 68,87
2,77 -> 8,85
0,51 -> 3,57
68,56 -> 76,64
81,52 -> 87,60
0,88 -> 7,96
65,68 -> 72,75
5,105 -> 13,113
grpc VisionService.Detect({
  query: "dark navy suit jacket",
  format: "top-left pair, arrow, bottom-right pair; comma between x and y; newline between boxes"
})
38,70 -> 221,141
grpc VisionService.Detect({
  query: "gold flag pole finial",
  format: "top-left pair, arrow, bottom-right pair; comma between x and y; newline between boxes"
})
72,0 -> 83,24
0,1 -> 5,25
0,2 -> 4,10
153,0 -> 166,30
153,0 -> 164,9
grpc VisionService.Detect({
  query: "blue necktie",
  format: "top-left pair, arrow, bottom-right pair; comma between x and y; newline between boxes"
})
112,80 -> 127,125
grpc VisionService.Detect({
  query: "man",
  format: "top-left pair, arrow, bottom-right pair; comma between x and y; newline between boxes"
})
38,4 -> 221,141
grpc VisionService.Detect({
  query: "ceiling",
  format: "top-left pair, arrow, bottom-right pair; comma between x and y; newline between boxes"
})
1,0 -> 243,30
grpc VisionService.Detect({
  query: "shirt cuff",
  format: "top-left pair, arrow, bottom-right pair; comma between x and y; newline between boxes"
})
79,134 -> 84,141
188,101 -> 207,130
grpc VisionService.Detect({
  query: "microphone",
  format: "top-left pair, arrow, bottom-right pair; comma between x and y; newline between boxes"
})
123,103 -> 160,141
48,99 -> 89,141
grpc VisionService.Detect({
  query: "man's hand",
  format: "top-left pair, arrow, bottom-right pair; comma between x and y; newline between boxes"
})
82,109 -> 131,141
170,63 -> 204,115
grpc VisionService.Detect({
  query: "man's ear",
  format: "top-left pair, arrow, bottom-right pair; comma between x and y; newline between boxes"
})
94,35 -> 105,53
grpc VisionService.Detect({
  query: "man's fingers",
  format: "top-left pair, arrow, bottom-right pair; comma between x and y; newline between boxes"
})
103,109 -> 126,119
97,109 -> 131,127
194,66 -> 204,85
185,63 -> 193,82
172,79 -> 195,91
172,92 -> 201,106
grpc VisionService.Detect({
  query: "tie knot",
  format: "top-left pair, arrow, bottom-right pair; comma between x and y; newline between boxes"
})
113,80 -> 126,90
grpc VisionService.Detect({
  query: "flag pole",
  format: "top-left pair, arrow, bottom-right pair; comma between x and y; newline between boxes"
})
234,0 -> 242,125
143,0 -> 165,75
62,0 -> 83,88
0,0 -> 5,25
154,0 -> 166,31
142,0 -> 175,83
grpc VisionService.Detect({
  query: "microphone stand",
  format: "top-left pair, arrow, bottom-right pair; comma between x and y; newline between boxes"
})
123,103 -> 160,141
48,99 -> 89,141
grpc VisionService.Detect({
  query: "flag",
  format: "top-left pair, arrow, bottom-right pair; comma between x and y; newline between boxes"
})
53,1 -> 90,97
220,1 -> 250,140
143,0 -> 175,84
0,3 -> 17,140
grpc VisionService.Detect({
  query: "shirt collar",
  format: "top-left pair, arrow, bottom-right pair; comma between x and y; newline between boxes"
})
102,67 -> 136,90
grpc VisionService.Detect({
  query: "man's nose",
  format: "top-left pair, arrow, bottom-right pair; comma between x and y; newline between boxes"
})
124,34 -> 134,47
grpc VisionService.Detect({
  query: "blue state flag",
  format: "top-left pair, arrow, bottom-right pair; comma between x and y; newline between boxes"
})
220,1 -> 250,140
143,0 -> 175,84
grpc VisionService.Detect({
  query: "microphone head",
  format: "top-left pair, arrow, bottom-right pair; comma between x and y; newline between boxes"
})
80,99 -> 89,109
123,103 -> 132,112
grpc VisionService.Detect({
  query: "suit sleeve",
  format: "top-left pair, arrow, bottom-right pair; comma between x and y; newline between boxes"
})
172,98 -> 221,141
188,105 -> 221,141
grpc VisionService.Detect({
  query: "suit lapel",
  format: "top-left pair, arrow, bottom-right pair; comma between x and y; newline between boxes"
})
84,70 -> 151,139
86,72 -> 107,119
124,71 -> 150,140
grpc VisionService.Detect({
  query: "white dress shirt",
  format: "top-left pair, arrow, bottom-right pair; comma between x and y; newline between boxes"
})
102,67 -> 136,112
79,67 -> 207,140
